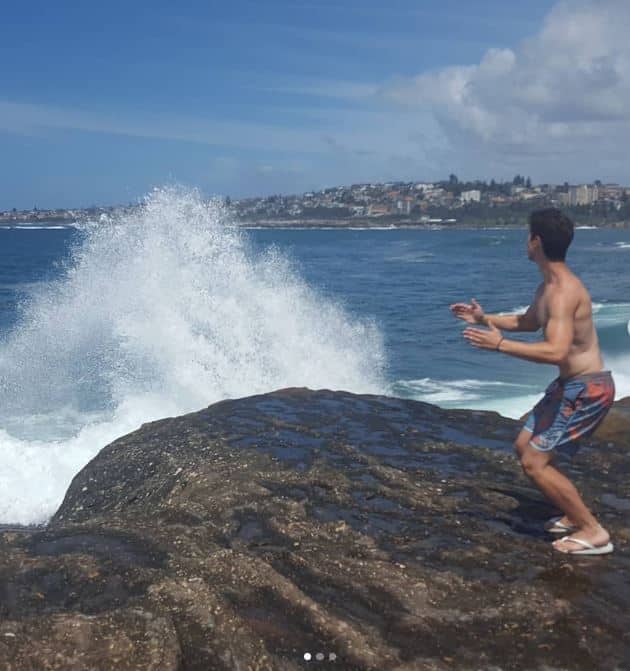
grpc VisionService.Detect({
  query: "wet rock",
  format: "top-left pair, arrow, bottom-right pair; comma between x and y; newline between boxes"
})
1,388 -> 629,669
589,395 -> 630,445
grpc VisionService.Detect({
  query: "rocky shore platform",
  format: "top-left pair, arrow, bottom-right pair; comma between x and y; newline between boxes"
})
1,389 -> 629,670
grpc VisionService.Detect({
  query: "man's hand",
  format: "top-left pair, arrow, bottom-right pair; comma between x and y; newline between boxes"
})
463,321 -> 504,351
450,298 -> 486,325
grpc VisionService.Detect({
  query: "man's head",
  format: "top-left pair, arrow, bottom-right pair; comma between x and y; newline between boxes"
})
528,208 -> 574,262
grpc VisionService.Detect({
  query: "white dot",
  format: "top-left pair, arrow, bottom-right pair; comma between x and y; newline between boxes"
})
329,653 -> 337,661
316,652 -> 324,661
304,652 -> 311,661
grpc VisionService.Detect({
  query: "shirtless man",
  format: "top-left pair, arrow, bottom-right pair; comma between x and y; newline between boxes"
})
450,208 -> 616,555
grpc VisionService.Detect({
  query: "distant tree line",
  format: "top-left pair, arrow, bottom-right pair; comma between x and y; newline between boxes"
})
439,174 -> 532,197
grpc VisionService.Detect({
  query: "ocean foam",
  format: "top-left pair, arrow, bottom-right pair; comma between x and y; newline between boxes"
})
499,306 -> 528,315
0,187 -> 387,524
394,333 -> 630,421
604,356 -> 630,401
385,252 -> 434,263
392,377 -> 532,405
592,302 -> 630,329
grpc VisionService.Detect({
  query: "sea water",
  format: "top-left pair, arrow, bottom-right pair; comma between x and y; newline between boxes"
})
1,187 -> 629,524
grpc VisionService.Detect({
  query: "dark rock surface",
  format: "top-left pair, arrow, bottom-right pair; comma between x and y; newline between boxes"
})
1,388 -> 629,670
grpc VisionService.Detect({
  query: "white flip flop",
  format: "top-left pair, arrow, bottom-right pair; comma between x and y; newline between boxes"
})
544,516 -> 577,534
553,536 -> 614,555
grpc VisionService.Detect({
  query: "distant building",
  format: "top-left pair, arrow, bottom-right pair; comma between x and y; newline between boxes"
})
368,204 -> 391,217
600,184 -> 623,200
557,192 -> 571,207
568,184 -> 598,206
396,197 -> 414,215
460,190 -> 481,203
422,187 -> 445,200
520,191 -> 543,200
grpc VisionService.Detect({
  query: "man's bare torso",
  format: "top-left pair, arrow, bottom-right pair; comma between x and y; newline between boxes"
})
531,272 -> 604,378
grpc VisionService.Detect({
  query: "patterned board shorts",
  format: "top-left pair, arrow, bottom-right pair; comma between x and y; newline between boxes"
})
523,370 -> 615,458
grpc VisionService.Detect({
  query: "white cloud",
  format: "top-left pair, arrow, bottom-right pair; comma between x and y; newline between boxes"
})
12,1 -> 627,193
5,0 -> 629,200
380,0 -> 630,179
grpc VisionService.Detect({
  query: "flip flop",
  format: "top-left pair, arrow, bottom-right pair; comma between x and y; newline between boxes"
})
552,536 -> 614,555
544,516 -> 577,534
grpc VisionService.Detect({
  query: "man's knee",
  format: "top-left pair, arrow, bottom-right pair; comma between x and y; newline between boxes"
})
513,435 -> 529,459
520,454 -> 542,477
514,440 -> 550,477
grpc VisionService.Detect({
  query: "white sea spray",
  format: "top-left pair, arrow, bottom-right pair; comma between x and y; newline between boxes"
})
0,187 -> 387,524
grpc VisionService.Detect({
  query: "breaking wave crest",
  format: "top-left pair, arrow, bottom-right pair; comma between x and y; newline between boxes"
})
0,187 -> 387,524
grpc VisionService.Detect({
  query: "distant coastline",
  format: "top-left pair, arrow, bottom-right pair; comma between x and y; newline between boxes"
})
2,217 -> 630,231
238,217 -> 630,230
4,176 -> 630,231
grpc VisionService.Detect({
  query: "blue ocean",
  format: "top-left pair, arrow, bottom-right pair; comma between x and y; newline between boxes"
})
1,189 -> 629,524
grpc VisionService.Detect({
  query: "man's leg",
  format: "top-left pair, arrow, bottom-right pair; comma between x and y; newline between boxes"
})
514,429 -> 610,550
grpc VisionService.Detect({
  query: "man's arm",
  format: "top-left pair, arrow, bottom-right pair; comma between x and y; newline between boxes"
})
498,292 -> 573,364
451,291 -> 540,332
463,290 -> 573,364
482,305 -> 539,332
483,284 -> 542,332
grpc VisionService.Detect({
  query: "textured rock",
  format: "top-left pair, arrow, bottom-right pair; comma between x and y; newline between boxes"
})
1,389 -> 629,670
589,395 -> 630,445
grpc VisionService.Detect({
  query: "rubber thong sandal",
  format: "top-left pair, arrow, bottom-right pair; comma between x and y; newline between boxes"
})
544,516 -> 578,534
552,536 -> 614,555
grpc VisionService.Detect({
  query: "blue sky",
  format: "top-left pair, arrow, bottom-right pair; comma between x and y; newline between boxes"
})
4,0 -> 628,209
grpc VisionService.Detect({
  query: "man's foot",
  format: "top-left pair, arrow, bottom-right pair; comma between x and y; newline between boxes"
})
552,524 -> 611,554
544,515 -> 577,533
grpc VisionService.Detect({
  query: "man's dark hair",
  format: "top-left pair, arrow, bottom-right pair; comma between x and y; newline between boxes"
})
529,208 -> 574,261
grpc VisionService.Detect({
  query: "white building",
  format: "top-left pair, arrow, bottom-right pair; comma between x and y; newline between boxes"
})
396,198 -> 413,215
460,190 -> 481,203
568,185 -> 598,206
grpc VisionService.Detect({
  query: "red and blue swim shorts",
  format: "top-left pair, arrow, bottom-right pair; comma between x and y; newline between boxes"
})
523,370 -> 615,458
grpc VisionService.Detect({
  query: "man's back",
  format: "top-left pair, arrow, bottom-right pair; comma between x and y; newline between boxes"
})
533,270 -> 604,378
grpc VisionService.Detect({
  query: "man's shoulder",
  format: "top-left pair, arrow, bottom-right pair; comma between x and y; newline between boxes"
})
545,281 -> 583,313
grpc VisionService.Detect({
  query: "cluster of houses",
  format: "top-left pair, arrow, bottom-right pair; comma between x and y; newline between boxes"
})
2,180 -> 628,225
233,180 -> 629,220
